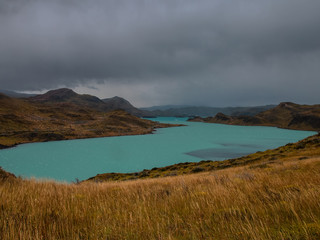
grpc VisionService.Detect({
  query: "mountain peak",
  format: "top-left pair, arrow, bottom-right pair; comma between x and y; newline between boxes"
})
30,88 -> 78,102
103,96 -> 131,105
45,88 -> 77,97
105,96 -> 127,101
102,96 -> 145,116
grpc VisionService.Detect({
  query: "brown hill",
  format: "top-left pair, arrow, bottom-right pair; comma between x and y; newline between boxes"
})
29,88 -> 113,112
0,93 -> 179,148
29,88 -> 148,116
189,102 -> 320,131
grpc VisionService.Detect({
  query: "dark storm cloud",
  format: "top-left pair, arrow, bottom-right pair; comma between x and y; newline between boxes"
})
0,0 -> 320,105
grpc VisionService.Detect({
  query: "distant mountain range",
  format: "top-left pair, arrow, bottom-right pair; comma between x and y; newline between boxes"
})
141,105 -> 193,111
142,105 -> 276,117
189,102 -> 320,131
0,89 -> 36,98
0,88 -> 276,117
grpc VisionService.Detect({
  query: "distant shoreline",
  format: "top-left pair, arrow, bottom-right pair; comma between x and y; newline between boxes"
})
188,102 -> 320,132
1,123 -> 318,183
0,123 -> 184,150
188,119 -> 320,132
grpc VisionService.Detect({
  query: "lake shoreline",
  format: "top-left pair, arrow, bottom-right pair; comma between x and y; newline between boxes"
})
2,131 -> 318,183
85,132 -> 320,182
0,143 -> 17,150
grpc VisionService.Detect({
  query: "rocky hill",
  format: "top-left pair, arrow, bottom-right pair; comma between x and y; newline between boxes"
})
189,102 -> 320,131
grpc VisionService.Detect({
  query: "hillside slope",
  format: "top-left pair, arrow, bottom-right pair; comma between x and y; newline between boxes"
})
189,102 -> 320,131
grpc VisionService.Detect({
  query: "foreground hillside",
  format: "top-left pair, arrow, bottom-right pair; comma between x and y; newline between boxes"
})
0,93 -> 177,148
1,149 -> 319,239
189,102 -> 320,131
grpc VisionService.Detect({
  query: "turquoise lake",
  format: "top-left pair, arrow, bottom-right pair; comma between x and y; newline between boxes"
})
0,118 -> 316,182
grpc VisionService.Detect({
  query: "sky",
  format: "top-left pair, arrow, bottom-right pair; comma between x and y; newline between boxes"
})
0,0 -> 319,107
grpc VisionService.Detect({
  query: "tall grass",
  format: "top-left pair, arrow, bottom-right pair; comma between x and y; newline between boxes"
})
1,158 -> 320,239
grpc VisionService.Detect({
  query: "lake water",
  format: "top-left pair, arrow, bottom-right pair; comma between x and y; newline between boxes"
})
0,118 -> 315,182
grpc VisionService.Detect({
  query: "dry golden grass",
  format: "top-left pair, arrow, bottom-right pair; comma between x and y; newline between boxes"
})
1,157 -> 320,239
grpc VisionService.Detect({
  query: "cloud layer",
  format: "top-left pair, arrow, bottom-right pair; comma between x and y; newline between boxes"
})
1,0 -> 320,106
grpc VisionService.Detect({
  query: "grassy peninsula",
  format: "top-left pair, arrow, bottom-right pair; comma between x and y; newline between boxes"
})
0,92 -> 179,148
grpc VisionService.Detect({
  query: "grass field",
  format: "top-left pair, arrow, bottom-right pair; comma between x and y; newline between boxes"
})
1,155 -> 320,239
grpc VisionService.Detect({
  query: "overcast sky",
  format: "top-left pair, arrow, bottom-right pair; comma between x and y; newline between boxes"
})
0,0 -> 319,107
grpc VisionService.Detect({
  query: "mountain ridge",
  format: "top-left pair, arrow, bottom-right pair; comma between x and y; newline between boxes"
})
141,105 -> 276,117
0,89 -> 37,98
